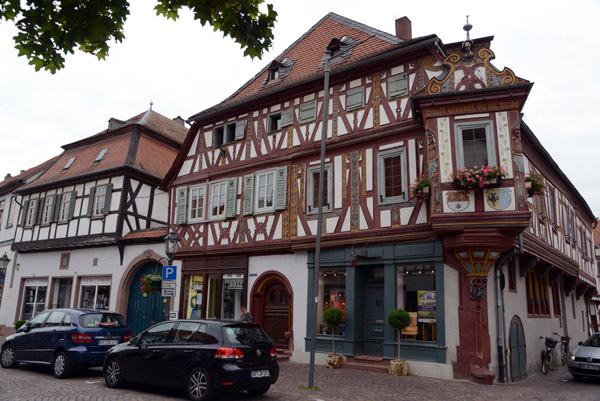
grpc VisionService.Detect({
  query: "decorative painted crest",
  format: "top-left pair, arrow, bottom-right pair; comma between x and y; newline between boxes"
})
485,188 -> 512,211
446,190 -> 470,212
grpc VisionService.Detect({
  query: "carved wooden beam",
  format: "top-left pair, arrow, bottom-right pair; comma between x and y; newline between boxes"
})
519,256 -> 538,277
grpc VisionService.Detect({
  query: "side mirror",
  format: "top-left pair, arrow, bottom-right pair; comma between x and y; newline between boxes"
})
18,324 -> 30,333
579,341 -> 583,346
130,336 -> 139,345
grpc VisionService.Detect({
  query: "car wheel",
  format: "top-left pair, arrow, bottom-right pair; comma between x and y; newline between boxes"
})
104,358 -> 126,388
53,351 -> 73,379
187,366 -> 213,401
572,374 -> 583,382
1,345 -> 19,368
247,385 -> 270,396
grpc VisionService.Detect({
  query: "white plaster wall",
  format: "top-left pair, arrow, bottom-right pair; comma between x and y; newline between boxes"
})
248,251 -> 308,359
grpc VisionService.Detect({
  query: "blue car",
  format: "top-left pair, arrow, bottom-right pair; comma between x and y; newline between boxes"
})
1,308 -> 131,379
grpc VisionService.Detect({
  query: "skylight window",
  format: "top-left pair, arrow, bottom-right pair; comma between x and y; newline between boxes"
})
95,148 -> 108,162
63,157 -> 76,170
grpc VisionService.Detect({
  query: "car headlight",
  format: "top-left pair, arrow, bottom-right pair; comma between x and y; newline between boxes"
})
567,352 -> 575,361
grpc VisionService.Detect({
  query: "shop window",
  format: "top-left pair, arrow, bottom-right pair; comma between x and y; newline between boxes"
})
307,164 -> 332,214
454,121 -> 496,170
526,270 -> 550,317
183,275 -> 204,319
79,277 -> 111,310
221,274 -> 244,320
318,268 -> 346,336
207,274 -> 219,319
21,281 -> 48,320
396,264 -> 437,341
378,148 -> 408,205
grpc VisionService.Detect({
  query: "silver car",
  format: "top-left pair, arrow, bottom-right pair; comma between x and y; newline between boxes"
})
567,332 -> 600,381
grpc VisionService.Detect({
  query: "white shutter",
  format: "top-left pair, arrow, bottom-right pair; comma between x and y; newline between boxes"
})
281,109 -> 294,127
346,87 -> 364,110
388,73 -> 408,99
235,120 -> 246,141
299,101 -> 316,124
243,174 -> 254,216
275,166 -> 288,211
176,187 -> 188,224
225,178 -> 238,218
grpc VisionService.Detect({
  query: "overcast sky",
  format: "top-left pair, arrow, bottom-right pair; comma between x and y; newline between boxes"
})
1,0 -> 599,216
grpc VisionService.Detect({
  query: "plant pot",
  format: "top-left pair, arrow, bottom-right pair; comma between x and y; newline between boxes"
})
387,359 -> 411,376
487,176 -> 502,187
326,353 -> 342,369
422,186 -> 430,194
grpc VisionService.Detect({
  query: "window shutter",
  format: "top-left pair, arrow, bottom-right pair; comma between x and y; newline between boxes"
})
51,194 -> 60,223
87,187 -> 96,217
235,120 -> 246,141
67,191 -> 77,220
102,183 -> 113,215
346,87 -> 364,111
275,166 -> 288,210
35,197 -> 45,225
18,200 -> 29,227
243,174 -> 254,216
281,109 -> 294,127
176,187 -> 188,224
299,101 -> 316,124
388,73 -> 408,99
225,178 -> 238,218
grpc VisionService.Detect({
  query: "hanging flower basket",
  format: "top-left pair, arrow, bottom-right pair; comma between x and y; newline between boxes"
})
140,273 -> 162,296
409,175 -> 430,203
451,165 -> 507,190
525,172 -> 546,197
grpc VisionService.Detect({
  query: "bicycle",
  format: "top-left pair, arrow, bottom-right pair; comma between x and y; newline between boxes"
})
541,336 -> 558,374
552,332 -> 571,366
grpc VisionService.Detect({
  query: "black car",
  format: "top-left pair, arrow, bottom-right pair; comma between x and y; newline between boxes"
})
1,308 -> 131,378
103,319 -> 279,401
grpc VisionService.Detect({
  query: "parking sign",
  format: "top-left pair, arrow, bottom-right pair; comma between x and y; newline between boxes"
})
162,265 -> 177,280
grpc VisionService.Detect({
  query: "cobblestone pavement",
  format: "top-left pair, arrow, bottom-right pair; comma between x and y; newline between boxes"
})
1,359 -> 599,401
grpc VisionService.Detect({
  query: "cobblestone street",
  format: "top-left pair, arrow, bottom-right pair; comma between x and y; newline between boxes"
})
1,359 -> 599,401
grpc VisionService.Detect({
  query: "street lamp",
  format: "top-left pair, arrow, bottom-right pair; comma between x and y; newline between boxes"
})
164,228 -> 180,265
0,252 -> 10,274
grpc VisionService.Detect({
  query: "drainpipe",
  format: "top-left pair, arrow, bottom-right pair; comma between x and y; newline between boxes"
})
494,234 -> 523,383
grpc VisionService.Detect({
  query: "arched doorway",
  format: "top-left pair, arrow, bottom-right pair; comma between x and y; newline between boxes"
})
509,316 -> 527,381
250,272 -> 292,349
127,261 -> 165,336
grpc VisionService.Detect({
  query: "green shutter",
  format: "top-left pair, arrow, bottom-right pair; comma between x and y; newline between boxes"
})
281,109 -> 294,127
299,101 -> 316,124
176,187 -> 188,224
243,174 -> 254,216
67,191 -> 77,220
86,186 -> 96,217
35,197 -> 45,225
225,178 -> 237,218
346,87 -> 364,111
388,73 -> 408,99
275,166 -> 288,211
18,200 -> 29,227
51,194 -> 60,223
102,184 -> 113,215
235,120 -> 246,141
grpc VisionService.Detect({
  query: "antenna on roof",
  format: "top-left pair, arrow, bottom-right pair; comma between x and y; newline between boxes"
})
463,15 -> 472,41
149,100 -> 153,111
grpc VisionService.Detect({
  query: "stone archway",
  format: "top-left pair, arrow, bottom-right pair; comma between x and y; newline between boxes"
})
250,271 -> 293,349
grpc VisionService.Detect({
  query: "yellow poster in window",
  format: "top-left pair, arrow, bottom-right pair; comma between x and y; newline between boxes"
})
417,290 -> 436,323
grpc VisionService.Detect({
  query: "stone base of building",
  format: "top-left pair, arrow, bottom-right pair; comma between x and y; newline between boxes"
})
452,361 -> 496,385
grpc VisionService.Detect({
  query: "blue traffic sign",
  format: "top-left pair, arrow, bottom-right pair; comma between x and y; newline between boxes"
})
162,265 -> 177,280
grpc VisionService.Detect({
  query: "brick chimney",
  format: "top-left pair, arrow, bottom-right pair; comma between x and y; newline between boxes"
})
395,16 -> 412,40
172,116 -> 186,127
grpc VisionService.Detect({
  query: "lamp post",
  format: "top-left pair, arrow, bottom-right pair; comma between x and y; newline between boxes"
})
0,252 -> 10,307
161,228 -> 180,321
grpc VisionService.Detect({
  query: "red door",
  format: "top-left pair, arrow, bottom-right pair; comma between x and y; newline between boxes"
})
262,283 -> 289,348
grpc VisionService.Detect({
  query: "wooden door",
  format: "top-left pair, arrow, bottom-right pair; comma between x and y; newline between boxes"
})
127,262 -> 165,336
363,283 -> 384,355
509,317 -> 527,381
262,283 -> 289,348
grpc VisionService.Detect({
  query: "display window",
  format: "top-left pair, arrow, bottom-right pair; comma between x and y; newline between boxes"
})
318,268 -> 346,336
221,274 -> 243,320
396,264 -> 436,341
79,277 -> 111,310
21,279 -> 48,320
183,275 -> 203,319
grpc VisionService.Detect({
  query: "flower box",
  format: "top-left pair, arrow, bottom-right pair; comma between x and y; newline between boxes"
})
525,172 -> 546,197
451,165 -> 507,190
409,175 -> 430,203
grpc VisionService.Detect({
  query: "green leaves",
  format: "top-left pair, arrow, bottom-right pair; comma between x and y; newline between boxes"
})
1,0 -> 276,73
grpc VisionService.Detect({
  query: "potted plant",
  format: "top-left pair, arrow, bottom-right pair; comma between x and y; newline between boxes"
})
387,308 -> 411,376
140,273 -> 162,297
323,306 -> 344,368
452,165 -> 507,190
525,172 -> 546,197
409,175 -> 430,203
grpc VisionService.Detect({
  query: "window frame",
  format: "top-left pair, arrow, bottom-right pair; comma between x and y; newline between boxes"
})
188,184 -> 207,223
254,170 -> 276,214
209,181 -> 228,220
0,199 -> 4,230
307,164 -> 333,214
268,113 -> 282,133
5,196 -> 16,228
453,120 -> 496,170
93,185 -> 107,217
41,196 -> 54,225
377,148 -> 408,205
299,101 -> 317,124
59,192 -> 72,222
26,198 -> 38,227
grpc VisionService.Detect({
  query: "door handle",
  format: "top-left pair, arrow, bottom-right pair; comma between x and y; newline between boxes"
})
152,349 -> 161,353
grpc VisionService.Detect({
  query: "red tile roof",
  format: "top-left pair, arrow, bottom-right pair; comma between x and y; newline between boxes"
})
0,156 -> 60,195
593,219 -> 600,247
190,13 -> 410,121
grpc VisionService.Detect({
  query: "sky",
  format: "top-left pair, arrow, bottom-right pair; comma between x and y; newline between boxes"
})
1,0 -> 599,215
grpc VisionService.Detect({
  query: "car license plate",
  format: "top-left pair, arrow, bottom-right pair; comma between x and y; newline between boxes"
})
579,363 -> 599,370
251,370 -> 270,378
99,339 -> 118,346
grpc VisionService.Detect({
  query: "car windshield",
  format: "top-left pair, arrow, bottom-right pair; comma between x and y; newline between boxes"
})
223,325 -> 271,346
79,313 -> 127,329
582,334 -> 600,347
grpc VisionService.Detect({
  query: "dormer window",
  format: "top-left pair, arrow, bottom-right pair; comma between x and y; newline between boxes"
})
320,36 -> 356,68
261,58 -> 294,87
95,148 -> 108,162
270,68 -> 280,80
63,157 -> 76,170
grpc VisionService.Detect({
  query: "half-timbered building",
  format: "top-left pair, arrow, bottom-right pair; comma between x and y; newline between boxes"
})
0,108 -> 188,336
164,13 -> 598,383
